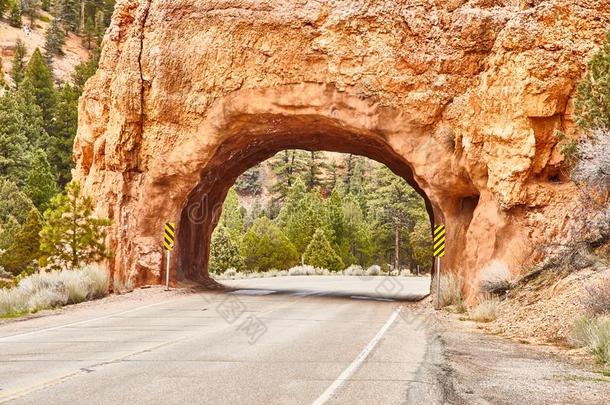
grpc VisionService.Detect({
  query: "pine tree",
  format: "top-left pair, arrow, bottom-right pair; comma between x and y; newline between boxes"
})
0,178 -> 35,225
303,228 -> 344,272
9,1 -> 22,27
73,50 -> 99,94
21,0 -> 40,22
49,83 -> 78,185
269,150 -> 308,201
44,18 -> 67,59
39,181 -> 111,271
209,226 -> 244,274
303,151 -> 330,192
0,215 -> 20,250
575,31 -> 610,129
241,217 -> 298,272
53,0 -> 79,31
235,164 -> 262,195
16,80 -> 49,149
0,92 -> 35,184
10,39 -> 27,86
409,220 -> 433,272
21,48 -> 57,133
24,149 -> 58,211
368,166 -> 427,271
0,208 -> 42,275
218,188 -> 244,238
0,57 -> 5,88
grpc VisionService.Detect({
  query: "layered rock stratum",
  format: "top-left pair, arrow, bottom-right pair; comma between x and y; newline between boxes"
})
74,0 -> 610,298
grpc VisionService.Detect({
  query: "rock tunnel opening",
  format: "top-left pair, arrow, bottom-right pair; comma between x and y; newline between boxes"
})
173,114 -> 461,285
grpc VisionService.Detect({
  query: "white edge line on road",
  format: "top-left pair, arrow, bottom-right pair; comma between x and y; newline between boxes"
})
0,300 -> 171,342
310,305 -> 403,405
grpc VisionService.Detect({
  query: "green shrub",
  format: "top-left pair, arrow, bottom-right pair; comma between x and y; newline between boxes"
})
303,228 -> 344,272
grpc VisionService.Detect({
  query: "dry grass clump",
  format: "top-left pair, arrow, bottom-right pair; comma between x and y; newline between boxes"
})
0,266 -> 109,317
583,276 -> 610,315
438,273 -> 463,308
343,265 -> 364,276
366,265 -> 381,276
470,295 -> 501,322
572,316 -> 610,365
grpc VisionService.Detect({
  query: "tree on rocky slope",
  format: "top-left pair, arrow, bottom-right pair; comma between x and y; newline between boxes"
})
9,1 -> 22,27
44,17 -> 67,60
22,49 -> 56,131
24,149 -> 58,211
10,39 -> 27,86
575,31 -> 610,130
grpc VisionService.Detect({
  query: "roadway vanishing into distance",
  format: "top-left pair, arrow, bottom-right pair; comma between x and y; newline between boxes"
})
1,276 -> 608,404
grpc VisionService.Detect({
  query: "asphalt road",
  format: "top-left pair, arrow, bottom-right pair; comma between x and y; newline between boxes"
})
0,276 -> 436,405
2,276 -> 608,404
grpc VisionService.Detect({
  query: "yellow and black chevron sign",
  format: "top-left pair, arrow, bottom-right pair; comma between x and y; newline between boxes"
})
433,225 -> 446,258
164,223 -> 176,251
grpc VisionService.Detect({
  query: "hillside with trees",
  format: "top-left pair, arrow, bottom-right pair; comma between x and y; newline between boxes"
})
0,1 -> 113,284
211,151 -> 433,275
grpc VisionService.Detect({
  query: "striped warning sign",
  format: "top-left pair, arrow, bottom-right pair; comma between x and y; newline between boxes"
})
164,223 -> 175,251
433,225 -> 446,258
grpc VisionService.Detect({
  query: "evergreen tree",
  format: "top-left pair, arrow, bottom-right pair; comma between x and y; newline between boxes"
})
10,39 -> 27,86
209,226 -> 244,274
303,151 -> 330,192
20,0 -> 40,22
409,220 -> 433,272
0,215 -> 20,250
44,18 -> 67,59
16,80 -> 49,149
575,30 -> 610,129
0,57 -> 5,88
0,208 -> 42,275
53,0 -> 79,31
39,181 -> 111,271
269,150 -> 308,200
24,149 -> 58,211
9,1 -> 22,27
235,165 -> 262,195
0,92 -> 36,184
368,166 -> 427,271
241,217 -> 298,272
218,188 -> 244,238
0,0 -> 7,17
303,228 -> 344,272
245,199 -> 264,230
0,178 -> 35,225
72,49 -> 99,93
49,83 -> 78,185
21,49 -> 57,130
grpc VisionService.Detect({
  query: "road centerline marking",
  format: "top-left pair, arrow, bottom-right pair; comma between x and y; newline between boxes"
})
310,305 -> 403,405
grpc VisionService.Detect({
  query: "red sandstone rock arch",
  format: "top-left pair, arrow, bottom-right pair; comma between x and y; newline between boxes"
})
74,0 -> 610,299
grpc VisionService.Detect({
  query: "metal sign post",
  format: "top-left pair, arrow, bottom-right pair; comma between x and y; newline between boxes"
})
433,225 -> 446,310
163,222 -> 176,291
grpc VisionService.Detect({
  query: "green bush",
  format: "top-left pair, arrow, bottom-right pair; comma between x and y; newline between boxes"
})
303,228 -> 344,272
241,217 -> 298,272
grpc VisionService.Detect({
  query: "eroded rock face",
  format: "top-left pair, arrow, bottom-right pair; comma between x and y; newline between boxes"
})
74,0 -> 610,298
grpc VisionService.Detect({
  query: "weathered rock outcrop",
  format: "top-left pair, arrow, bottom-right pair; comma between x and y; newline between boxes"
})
74,0 -> 610,298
